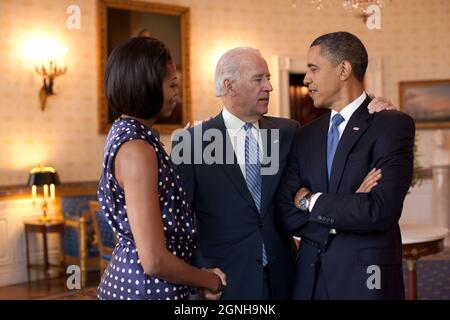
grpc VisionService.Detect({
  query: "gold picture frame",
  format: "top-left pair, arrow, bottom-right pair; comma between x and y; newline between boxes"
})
97,0 -> 191,134
399,79 -> 450,129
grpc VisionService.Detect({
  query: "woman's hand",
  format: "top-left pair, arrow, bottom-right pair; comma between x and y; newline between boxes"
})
200,268 -> 226,300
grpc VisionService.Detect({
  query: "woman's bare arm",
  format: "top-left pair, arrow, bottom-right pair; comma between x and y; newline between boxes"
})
114,140 -> 223,293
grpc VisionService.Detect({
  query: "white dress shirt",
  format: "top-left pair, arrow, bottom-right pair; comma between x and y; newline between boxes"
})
222,107 -> 263,179
308,92 -> 367,233
328,92 -> 368,140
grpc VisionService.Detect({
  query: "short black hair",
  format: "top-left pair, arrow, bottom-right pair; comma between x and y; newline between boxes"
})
105,37 -> 172,119
310,31 -> 368,82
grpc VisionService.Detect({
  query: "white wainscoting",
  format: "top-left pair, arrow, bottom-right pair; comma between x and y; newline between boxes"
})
0,198 -> 62,287
0,181 -> 438,288
401,180 -> 433,225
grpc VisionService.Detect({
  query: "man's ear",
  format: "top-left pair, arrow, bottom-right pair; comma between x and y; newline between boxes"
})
224,79 -> 235,96
338,60 -> 352,81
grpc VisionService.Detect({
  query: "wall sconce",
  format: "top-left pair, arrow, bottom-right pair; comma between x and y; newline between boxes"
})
27,165 -> 61,222
20,34 -> 68,111
35,61 -> 67,111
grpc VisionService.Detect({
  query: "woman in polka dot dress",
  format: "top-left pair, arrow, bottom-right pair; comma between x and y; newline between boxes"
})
97,37 -> 225,300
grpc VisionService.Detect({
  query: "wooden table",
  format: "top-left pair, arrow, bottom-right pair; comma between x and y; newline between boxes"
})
401,223 -> 448,300
24,219 -> 66,283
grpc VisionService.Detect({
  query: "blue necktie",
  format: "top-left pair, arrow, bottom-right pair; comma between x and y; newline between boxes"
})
327,113 -> 345,180
244,123 -> 267,267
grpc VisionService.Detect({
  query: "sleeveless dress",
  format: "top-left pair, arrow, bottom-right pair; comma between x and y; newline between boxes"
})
97,117 -> 196,300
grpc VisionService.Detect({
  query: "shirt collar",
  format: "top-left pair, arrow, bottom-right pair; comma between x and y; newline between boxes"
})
222,106 -> 260,134
330,92 -> 367,124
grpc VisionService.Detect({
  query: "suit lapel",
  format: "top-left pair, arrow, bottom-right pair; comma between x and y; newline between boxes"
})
258,116 -> 277,216
329,97 -> 373,193
211,113 -> 259,212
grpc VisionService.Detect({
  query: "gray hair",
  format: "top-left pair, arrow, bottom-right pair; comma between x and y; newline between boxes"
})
214,47 -> 262,97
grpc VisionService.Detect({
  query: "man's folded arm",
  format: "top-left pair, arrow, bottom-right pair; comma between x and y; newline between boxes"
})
309,114 -> 415,233
274,129 -> 313,236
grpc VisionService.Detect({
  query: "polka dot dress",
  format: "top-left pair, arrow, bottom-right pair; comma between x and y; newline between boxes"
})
97,117 -> 197,300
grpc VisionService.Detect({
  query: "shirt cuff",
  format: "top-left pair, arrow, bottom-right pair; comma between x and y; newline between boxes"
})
308,192 -> 322,212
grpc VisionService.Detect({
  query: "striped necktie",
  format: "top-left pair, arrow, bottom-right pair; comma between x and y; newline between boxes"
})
244,123 -> 267,267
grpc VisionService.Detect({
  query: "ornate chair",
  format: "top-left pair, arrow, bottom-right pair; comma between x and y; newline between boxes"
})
90,201 -> 116,273
60,195 -> 99,287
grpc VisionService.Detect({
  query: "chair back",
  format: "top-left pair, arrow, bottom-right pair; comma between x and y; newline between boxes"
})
60,195 -> 100,287
90,201 -> 115,267
61,195 -> 98,220
60,195 -> 98,258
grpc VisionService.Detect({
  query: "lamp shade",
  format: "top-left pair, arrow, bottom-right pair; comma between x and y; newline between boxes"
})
27,166 -> 60,186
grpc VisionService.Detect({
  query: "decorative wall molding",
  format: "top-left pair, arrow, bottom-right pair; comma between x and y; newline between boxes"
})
0,250 -> 62,286
365,57 -> 384,97
0,197 -> 69,286
401,179 -> 433,225
0,217 -> 12,266
276,55 -> 308,119
0,181 -> 98,200
0,212 -> 63,285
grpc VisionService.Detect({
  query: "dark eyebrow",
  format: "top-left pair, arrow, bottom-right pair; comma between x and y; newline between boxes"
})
307,63 -> 319,69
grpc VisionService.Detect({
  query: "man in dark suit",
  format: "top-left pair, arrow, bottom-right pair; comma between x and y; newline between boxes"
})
172,46 -> 397,300
275,32 -> 415,300
172,47 -> 299,299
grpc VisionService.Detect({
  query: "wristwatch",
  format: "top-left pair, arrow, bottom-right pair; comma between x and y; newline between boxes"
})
297,192 -> 313,211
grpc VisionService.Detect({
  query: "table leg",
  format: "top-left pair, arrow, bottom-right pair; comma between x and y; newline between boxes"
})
25,228 -> 30,283
60,230 -> 66,278
406,259 -> 417,300
43,229 -> 49,282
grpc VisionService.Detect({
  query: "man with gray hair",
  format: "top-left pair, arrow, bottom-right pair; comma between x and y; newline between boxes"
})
173,47 -> 299,299
172,45 -> 395,299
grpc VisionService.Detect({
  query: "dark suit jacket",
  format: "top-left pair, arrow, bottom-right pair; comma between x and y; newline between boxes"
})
172,112 -> 299,299
275,96 -> 415,300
